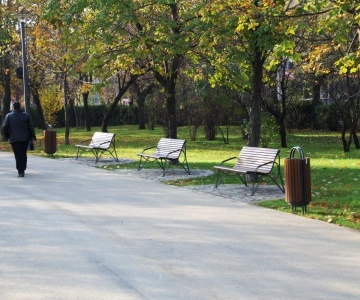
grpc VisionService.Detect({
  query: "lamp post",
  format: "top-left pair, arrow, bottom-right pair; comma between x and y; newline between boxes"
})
18,14 -> 31,114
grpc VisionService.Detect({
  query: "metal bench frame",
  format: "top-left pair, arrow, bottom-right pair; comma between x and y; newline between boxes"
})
137,138 -> 190,176
75,132 -> 118,163
214,146 -> 285,195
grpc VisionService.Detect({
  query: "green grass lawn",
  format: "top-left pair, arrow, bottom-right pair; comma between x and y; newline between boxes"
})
1,125 -> 359,230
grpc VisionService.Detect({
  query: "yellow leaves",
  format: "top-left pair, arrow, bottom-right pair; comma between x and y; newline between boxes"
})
236,23 -> 245,31
192,71 -> 205,82
336,56 -> 360,74
339,65 -> 359,74
305,44 -> 337,74
39,85 -> 62,126
81,83 -> 91,94
113,56 -> 135,69
247,20 -> 259,30
309,44 -> 332,61
285,28 -> 295,35
262,0 -> 275,9
236,18 -> 258,32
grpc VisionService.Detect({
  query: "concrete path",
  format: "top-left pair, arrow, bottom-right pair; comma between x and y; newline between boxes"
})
0,151 -> 359,300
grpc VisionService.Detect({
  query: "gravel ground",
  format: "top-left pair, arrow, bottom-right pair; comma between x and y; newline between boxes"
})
62,157 -> 285,204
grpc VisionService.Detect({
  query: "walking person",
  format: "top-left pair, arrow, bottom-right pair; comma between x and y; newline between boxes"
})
1,101 -> 37,177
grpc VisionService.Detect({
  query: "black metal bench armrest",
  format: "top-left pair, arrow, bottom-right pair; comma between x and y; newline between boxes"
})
93,140 -> 113,148
140,145 -> 157,154
219,156 -> 237,165
78,138 -> 92,145
254,160 -> 275,174
165,148 -> 182,159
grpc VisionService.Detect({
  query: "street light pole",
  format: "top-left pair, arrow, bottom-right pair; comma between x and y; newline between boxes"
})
18,14 -> 31,114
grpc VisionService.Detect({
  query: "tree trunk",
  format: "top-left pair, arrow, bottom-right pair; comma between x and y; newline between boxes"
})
81,73 -> 91,131
341,128 -> 351,152
132,81 -> 155,130
165,84 -> 177,139
279,122 -> 287,148
352,130 -> 359,149
138,98 -> 146,130
311,75 -> 324,130
101,73 -> 138,132
263,64 -> 288,148
31,88 -> 47,130
152,51 -> 182,139
102,94 -> 121,133
83,91 -> 91,131
248,50 -> 263,147
1,53 -> 11,124
64,71 -> 70,145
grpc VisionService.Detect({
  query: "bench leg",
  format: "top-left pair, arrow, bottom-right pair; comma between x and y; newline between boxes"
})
91,149 -> 101,163
111,148 -> 119,162
106,144 -> 118,162
215,170 -> 228,188
250,178 -> 261,196
138,155 -> 151,171
267,168 -> 285,194
138,156 -> 144,170
156,159 -> 168,176
274,165 -> 285,193
101,149 -> 118,162
249,171 -> 285,196
161,158 -> 191,176
76,147 -> 86,160
179,157 -> 191,175
76,148 -> 81,160
215,171 -> 248,189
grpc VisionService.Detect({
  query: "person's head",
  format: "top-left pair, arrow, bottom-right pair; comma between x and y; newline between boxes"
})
13,101 -> 21,110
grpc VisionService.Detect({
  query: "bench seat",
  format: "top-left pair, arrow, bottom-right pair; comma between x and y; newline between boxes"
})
75,132 -> 118,163
137,138 -> 190,176
214,146 -> 284,195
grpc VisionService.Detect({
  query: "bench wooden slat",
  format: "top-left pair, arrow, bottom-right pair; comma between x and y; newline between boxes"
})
88,132 -> 115,149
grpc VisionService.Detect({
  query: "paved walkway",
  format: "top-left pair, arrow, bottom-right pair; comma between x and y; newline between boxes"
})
1,152 -> 359,300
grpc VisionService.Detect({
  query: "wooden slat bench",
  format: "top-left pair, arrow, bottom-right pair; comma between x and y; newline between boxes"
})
137,138 -> 190,176
213,146 -> 285,196
75,132 -> 118,163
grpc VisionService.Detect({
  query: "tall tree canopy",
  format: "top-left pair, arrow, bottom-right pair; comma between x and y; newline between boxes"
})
199,0 -> 312,146
45,0 -> 205,138
1,0 -> 359,149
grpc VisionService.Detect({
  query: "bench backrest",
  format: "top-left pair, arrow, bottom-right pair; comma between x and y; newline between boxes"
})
89,132 -> 115,149
235,146 -> 280,174
155,138 -> 186,159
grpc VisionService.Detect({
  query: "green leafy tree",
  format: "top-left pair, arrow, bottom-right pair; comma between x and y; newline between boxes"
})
304,0 -> 360,150
45,0 -> 205,138
0,1 -> 16,123
199,0 -> 313,147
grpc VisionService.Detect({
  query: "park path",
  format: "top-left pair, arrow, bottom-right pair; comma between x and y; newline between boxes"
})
0,151 -> 359,299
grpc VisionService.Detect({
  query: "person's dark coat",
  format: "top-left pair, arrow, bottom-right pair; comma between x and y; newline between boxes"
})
2,109 -> 36,143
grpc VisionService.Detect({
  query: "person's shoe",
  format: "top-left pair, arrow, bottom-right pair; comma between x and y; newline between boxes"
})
18,172 -> 24,177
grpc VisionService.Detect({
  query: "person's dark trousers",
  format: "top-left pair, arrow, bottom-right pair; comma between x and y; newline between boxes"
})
11,141 -> 29,176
